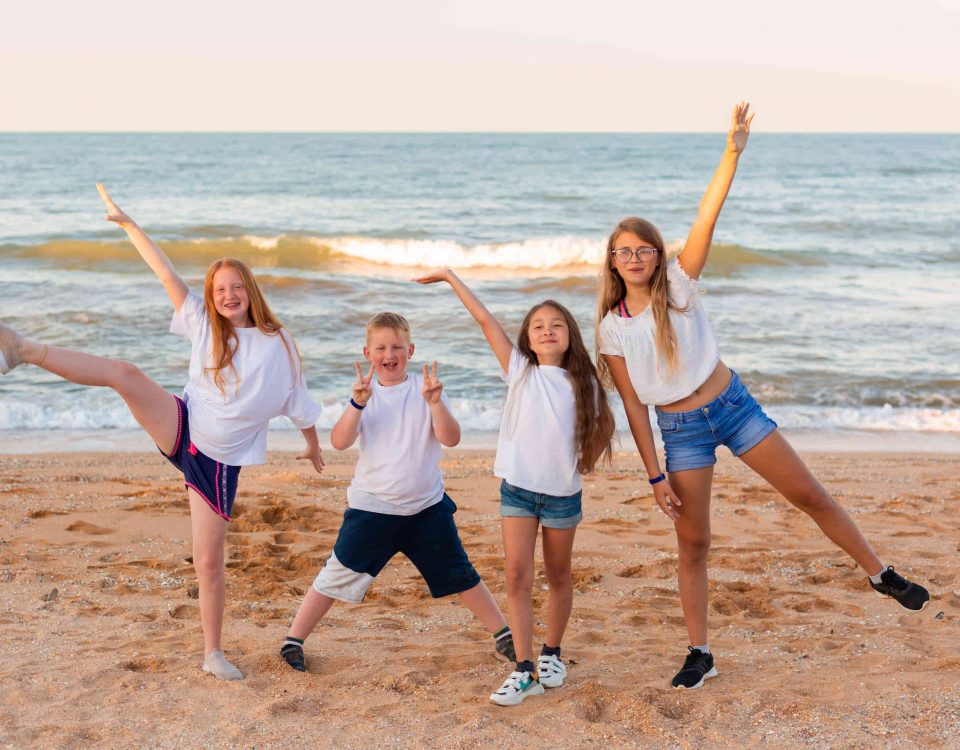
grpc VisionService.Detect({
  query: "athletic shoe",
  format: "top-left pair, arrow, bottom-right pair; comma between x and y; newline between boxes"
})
0,323 -> 23,375
537,653 -> 567,688
671,647 -> 718,690
280,642 -> 306,672
495,631 -> 516,663
202,649 -> 244,680
489,669 -> 545,706
869,566 -> 930,611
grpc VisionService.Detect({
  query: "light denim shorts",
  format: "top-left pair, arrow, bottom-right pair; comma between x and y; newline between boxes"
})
655,371 -> 778,473
499,480 -> 583,529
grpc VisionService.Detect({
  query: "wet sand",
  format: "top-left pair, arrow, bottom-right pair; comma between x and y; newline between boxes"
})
0,449 -> 956,749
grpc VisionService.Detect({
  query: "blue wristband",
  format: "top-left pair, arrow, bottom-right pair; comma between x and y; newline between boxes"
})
350,398 -> 365,411
648,473 -> 666,485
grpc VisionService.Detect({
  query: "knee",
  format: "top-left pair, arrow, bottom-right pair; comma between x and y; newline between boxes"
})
192,548 -> 225,579
109,360 -> 144,390
505,566 -> 533,597
677,533 -> 711,564
543,563 -> 572,590
790,486 -> 834,515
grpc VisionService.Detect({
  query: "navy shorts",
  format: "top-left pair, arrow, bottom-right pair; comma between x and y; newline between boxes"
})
159,395 -> 241,521
655,371 -> 778,473
500,480 -> 583,529
311,495 -> 482,603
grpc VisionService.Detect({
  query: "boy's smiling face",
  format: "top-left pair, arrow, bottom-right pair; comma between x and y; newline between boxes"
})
364,327 -> 414,386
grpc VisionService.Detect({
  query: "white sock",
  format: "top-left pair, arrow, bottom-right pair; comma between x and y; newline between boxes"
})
691,644 -> 710,654
868,565 -> 888,584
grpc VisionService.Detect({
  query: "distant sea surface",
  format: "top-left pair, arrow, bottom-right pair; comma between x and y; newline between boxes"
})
1,133 -> 958,449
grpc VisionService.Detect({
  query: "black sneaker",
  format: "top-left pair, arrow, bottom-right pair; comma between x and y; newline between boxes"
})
869,566 -> 930,611
280,642 -> 306,672
495,631 -> 516,663
671,647 -> 718,689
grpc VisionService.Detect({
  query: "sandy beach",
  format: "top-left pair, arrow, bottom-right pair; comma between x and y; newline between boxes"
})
0,448 -> 956,749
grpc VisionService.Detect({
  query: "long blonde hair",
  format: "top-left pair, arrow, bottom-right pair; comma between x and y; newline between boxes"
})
203,258 -> 301,395
595,217 -> 687,387
516,300 -> 615,474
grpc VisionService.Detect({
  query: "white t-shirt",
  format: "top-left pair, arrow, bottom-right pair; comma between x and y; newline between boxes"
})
347,374 -> 449,515
598,257 -> 720,406
170,291 -> 322,466
494,348 -> 582,497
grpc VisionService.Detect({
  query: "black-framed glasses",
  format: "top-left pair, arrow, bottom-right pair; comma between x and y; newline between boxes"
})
611,246 -> 658,263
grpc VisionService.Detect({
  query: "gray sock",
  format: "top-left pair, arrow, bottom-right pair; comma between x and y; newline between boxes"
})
868,566 -> 888,585
691,644 -> 710,654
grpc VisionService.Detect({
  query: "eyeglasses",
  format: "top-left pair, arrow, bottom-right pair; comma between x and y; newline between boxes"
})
611,246 -> 659,263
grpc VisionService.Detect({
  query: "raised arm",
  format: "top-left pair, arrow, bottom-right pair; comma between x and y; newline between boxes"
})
677,102 -> 754,281
604,354 -> 682,522
330,361 -> 374,450
413,269 -> 513,373
96,184 -> 189,311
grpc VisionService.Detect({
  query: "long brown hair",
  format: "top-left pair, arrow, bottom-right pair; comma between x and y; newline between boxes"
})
516,300 -> 615,474
595,217 -> 687,387
202,258 -> 301,395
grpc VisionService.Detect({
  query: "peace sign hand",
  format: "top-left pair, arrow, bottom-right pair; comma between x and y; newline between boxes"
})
727,102 -> 755,154
353,361 -> 375,407
96,183 -> 134,226
421,361 -> 444,405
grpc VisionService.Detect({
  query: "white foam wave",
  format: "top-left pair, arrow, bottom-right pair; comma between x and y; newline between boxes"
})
323,236 -> 607,269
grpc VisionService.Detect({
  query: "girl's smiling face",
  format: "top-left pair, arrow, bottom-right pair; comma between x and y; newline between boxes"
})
526,304 -> 569,366
611,230 -> 661,289
212,266 -> 252,326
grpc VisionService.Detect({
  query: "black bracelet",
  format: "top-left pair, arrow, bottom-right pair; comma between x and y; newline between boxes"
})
350,398 -> 366,411
648,473 -> 666,485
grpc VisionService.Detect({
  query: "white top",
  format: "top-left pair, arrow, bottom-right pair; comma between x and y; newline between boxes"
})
170,291 -> 322,466
494,347 -> 582,497
598,257 -> 720,406
347,374 -> 448,516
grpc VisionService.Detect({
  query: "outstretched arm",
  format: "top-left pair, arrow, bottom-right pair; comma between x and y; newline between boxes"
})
412,269 -> 512,372
604,354 -> 682,522
96,184 -> 189,311
678,102 -> 755,281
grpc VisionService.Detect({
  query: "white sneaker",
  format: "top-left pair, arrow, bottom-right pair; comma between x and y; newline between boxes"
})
0,323 -> 23,375
202,649 -> 244,680
489,670 -> 545,706
537,653 -> 567,688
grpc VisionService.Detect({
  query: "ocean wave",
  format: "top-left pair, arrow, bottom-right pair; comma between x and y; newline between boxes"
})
2,396 -> 957,435
4,234 -> 781,274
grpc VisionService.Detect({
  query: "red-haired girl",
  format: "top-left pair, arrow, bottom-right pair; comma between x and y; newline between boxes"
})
0,185 -> 325,681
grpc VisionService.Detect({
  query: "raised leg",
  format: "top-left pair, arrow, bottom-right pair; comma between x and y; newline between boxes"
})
737,431 -> 883,574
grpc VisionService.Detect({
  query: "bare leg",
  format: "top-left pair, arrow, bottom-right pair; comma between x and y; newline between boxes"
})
540,526 -> 577,648
18,337 -> 179,454
189,489 -> 229,655
738,431 -> 883,574
288,588 -> 336,640
458,581 -> 508,633
668,466 -> 715,647
501,517 -> 540,662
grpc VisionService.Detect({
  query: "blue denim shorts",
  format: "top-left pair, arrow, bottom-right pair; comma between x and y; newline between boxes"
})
655,371 -> 778,473
499,480 -> 583,529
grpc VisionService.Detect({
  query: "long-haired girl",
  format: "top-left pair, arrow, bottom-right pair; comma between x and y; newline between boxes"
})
0,185 -> 325,681
597,104 -> 929,690
414,269 -> 615,706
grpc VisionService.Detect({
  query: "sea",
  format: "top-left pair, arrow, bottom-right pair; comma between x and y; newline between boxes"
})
1,133 -> 958,452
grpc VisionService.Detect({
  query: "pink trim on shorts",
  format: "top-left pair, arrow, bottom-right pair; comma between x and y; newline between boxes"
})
164,394 -> 184,457
185,482 -> 231,521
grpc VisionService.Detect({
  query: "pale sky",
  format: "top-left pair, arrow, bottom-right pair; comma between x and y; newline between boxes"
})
3,0 -> 958,131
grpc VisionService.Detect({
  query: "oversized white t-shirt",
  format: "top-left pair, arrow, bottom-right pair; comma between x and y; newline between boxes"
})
494,347 -> 582,497
347,374 -> 449,515
170,291 -> 322,466
598,258 -> 720,406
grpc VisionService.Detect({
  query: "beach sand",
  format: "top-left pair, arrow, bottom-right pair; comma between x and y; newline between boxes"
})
0,449 -> 956,749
